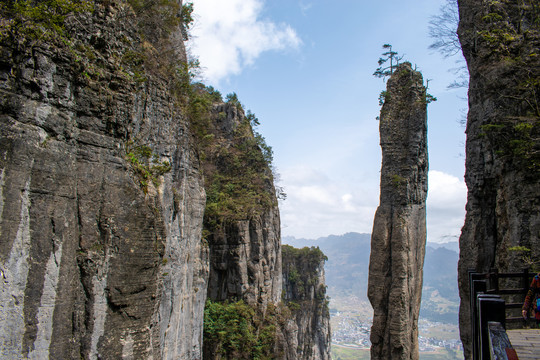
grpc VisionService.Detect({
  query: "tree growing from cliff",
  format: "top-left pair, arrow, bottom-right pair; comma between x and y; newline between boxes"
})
373,44 -> 404,79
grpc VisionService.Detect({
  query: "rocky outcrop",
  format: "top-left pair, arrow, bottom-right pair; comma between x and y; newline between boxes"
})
0,1 -> 208,359
199,104 -> 332,360
204,103 -> 282,309
456,0 -> 540,358
281,245 -> 331,360
367,63 -> 429,360
200,102 -> 289,359
206,211 -> 282,307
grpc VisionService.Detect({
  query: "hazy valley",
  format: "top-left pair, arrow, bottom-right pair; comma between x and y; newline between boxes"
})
283,232 -> 463,359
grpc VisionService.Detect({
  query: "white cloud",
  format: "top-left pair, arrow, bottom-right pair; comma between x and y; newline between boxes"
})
189,0 -> 301,84
427,170 -> 467,243
279,166 -> 379,239
278,167 -> 466,243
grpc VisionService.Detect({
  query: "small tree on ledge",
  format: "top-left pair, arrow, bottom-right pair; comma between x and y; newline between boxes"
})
373,44 -> 404,80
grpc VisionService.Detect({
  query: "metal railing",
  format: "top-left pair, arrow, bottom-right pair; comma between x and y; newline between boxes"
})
468,269 -> 534,359
484,268 -> 534,324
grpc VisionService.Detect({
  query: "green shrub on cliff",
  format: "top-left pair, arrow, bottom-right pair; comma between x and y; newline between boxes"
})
125,142 -> 171,193
127,0 -> 194,41
0,0 -> 93,45
198,95 -> 278,231
203,300 -> 278,360
282,245 -> 329,315
473,0 -> 540,174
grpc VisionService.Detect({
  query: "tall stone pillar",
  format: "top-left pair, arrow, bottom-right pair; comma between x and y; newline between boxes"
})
367,62 -> 429,360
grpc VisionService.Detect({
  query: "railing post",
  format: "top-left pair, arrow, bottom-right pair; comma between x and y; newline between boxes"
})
490,267 -> 499,293
522,268 -> 530,295
477,295 -> 506,360
469,270 -> 487,360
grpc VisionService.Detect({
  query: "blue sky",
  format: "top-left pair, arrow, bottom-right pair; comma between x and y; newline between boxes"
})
189,0 -> 467,243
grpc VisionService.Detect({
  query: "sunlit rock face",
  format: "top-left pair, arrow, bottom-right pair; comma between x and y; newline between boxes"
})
0,2 -> 208,359
456,1 -> 540,358
368,62 -> 428,360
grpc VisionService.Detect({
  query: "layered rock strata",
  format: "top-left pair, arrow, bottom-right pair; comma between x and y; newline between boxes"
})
367,63 -> 429,360
204,103 -> 282,309
456,0 -> 540,358
0,2 -> 207,358
200,103 -> 287,359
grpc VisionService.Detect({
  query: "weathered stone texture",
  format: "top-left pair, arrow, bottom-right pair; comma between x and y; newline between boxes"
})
201,104 -> 332,360
281,245 -> 331,360
0,2 -> 207,359
207,210 -> 282,308
367,63 -> 428,360
204,103 -> 283,309
457,1 -> 540,358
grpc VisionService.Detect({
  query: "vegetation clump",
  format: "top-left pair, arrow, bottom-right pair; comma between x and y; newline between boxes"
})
509,246 -> 540,273
282,245 -> 329,313
203,300 -> 280,360
473,0 -> 540,174
188,90 -> 280,237
373,44 -> 405,79
373,45 -> 436,107
0,0 -> 93,47
125,142 -> 171,193
127,0 -> 194,43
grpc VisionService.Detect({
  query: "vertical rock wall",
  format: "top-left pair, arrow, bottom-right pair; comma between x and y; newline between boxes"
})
203,103 -> 283,309
0,1 -> 208,359
281,245 -> 331,360
367,63 -> 428,360
456,1 -> 540,358
206,211 -> 282,308
201,98 -> 332,360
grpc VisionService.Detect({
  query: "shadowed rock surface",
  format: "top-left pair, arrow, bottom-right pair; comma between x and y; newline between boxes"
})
456,1 -> 540,358
281,245 -> 331,360
367,62 -> 429,360
203,103 -> 282,309
0,2 -> 208,358
200,104 -> 330,360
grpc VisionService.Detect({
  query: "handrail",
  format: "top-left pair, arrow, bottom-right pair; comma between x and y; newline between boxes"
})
468,269 -> 532,360
478,268 -> 535,324
487,322 -> 519,360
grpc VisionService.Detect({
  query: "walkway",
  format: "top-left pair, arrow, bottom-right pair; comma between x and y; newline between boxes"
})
507,328 -> 540,359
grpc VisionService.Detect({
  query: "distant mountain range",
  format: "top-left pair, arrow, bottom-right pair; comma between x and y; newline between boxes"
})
282,232 -> 459,324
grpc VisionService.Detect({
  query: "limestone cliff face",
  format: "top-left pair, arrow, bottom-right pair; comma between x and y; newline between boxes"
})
204,104 -> 282,309
456,1 -> 540,358
0,2 -> 208,359
200,103 -> 331,360
206,211 -> 282,307
201,103 -> 289,359
281,245 -> 331,360
367,63 -> 428,360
